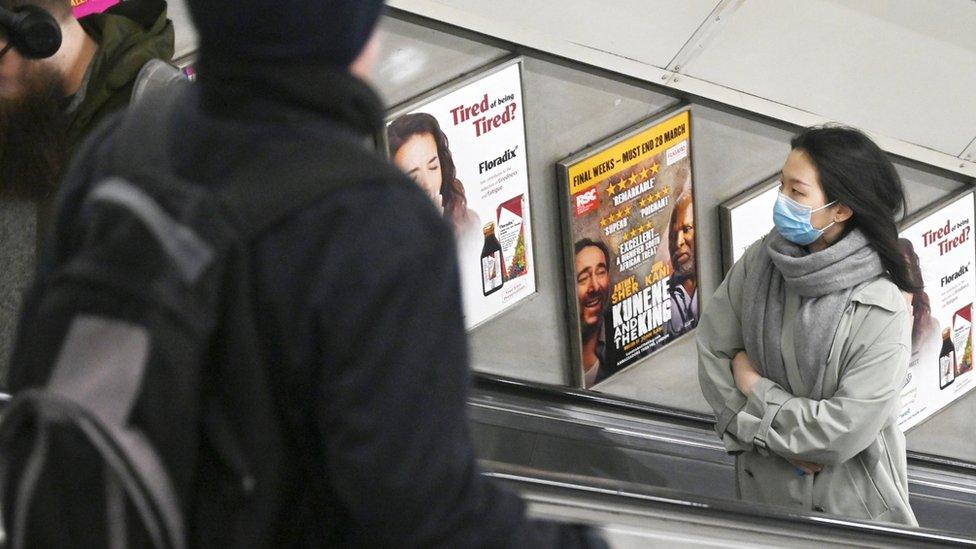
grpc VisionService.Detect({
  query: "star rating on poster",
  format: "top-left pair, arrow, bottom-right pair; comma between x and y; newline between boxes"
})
605,164 -> 663,200
623,221 -> 654,241
599,209 -> 620,227
606,172 -> 644,197
637,186 -> 672,208
599,205 -> 634,230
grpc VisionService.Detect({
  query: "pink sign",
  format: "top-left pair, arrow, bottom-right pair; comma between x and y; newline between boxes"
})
73,0 -> 120,18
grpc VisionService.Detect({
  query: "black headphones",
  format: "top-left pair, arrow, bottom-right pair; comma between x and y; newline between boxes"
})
0,4 -> 62,59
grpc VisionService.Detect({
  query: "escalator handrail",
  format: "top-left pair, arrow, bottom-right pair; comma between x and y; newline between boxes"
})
474,373 -> 976,473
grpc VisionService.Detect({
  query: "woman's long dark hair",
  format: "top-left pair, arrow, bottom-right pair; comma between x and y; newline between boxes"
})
898,238 -> 933,345
791,125 -> 921,293
388,113 -> 469,227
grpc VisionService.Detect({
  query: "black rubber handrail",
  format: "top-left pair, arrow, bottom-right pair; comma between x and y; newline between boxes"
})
4,373 -> 973,473
473,373 -> 976,473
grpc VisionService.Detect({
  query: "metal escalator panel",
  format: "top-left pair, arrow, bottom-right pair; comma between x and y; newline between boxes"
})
468,381 -> 976,539
483,462 -> 975,548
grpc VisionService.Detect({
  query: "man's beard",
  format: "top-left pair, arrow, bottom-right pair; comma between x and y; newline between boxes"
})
671,256 -> 696,281
581,308 -> 606,340
0,66 -> 69,201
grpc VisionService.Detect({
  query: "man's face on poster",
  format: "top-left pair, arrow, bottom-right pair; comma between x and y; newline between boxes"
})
576,245 -> 610,333
669,199 -> 695,279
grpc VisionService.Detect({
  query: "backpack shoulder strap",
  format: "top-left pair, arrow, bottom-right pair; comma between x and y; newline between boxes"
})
131,60 -> 189,110
112,75 -> 190,178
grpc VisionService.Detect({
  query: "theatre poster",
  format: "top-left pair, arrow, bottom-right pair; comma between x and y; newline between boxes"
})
557,107 -> 699,389
897,190 -> 976,431
385,58 -> 535,330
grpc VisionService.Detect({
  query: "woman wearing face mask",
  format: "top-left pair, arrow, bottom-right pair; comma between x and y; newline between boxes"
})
697,126 -> 919,525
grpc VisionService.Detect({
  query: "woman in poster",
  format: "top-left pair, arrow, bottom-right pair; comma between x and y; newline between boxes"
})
388,113 -> 480,236
899,238 -> 941,366
698,126 -> 918,525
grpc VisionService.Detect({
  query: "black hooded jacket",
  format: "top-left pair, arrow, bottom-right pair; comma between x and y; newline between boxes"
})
164,61 -> 599,546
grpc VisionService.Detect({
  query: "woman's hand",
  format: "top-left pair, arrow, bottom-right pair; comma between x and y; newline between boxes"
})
731,351 -> 762,395
789,458 -> 824,475
731,353 -> 824,475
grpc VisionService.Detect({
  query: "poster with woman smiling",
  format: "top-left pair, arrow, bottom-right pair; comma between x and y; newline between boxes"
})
386,58 -> 535,330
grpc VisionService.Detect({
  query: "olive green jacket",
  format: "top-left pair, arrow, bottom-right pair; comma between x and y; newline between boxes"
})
67,4 -> 174,152
697,238 -> 917,526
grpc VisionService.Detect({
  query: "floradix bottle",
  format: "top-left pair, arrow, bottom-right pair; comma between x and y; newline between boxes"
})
481,222 -> 504,296
939,328 -> 956,390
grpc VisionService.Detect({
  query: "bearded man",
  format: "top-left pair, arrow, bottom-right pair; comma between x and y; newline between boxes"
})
0,0 -> 172,376
667,193 -> 699,337
0,0 -> 173,201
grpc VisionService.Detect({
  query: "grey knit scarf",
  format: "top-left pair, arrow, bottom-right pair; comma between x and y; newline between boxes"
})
740,229 -> 884,398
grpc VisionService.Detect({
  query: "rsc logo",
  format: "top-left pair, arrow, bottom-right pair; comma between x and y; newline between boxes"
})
574,188 -> 599,216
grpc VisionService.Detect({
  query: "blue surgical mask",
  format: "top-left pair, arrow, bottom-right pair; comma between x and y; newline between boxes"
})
773,192 -> 837,246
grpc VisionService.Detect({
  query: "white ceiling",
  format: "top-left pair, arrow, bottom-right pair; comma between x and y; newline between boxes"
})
392,0 -> 976,177
682,0 -> 976,157
424,0 -> 723,68
167,0 -> 976,177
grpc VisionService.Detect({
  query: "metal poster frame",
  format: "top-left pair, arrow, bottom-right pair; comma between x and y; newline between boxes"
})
383,56 -> 538,331
899,187 -> 976,232
556,104 -> 699,389
896,187 -> 976,431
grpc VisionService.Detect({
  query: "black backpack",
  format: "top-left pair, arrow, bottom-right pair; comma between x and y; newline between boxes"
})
0,82 -> 380,547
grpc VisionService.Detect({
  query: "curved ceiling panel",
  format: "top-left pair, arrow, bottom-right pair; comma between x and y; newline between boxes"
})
681,0 -> 976,156
426,0 -> 723,68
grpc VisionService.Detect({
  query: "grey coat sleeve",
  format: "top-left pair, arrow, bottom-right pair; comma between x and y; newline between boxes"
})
696,241 -> 764,453
740,307 -> 910,465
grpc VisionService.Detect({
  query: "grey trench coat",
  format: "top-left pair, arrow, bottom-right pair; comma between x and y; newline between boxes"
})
697,240 -> 917,526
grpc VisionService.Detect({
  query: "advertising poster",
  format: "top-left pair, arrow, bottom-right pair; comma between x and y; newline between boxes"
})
718,177 -> 779,273
897,190 -> 975,431
72,0 -> 119,18
386,59 -> 535,330
558,107 -> 698,389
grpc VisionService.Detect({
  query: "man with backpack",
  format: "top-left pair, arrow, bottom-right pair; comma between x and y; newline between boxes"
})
2,0 -> 604,546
